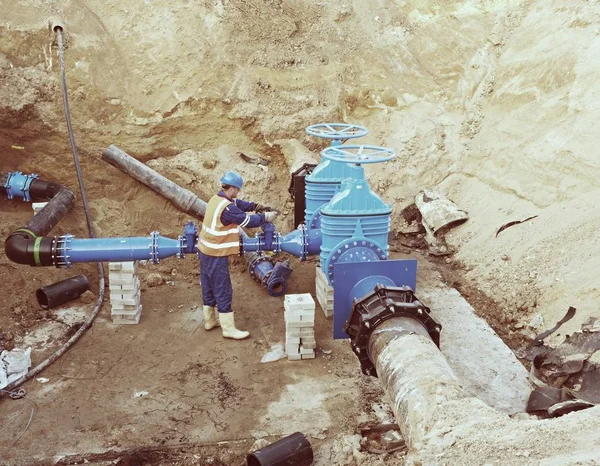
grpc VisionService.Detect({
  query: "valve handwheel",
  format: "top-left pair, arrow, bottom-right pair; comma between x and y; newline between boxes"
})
306,123 -> 368,140
321,145 -> 396,164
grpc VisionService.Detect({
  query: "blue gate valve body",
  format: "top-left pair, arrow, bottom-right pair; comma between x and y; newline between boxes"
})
318,145 -> 397,286
304,123 -> 368,229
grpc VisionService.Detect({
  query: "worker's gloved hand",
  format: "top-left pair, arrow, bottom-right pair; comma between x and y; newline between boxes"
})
255,204 -> 273,213
264,211 -> 279,223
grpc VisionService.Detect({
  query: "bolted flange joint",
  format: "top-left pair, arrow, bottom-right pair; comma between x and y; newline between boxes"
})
344,284 -> 442,377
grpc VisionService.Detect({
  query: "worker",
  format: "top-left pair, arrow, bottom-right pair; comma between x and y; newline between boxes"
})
198,170 -> 278,340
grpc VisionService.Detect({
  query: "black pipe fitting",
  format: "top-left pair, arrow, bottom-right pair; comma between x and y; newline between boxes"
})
247,432 -> 313,466
345,284 -> 442,377
36,274 -> 90,309
5,230 -> 56,266
3,173 -> 75,267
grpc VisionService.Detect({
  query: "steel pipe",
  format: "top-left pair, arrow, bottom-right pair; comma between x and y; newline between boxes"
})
102,145 -> 207,220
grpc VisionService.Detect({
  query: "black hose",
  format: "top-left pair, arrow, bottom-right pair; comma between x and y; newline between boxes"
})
1,26 -> 106,397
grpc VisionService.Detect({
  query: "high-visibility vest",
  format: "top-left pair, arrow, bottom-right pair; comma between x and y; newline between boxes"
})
198,194 -> 241,257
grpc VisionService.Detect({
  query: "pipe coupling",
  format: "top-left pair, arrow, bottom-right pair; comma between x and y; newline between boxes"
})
345,284 -> 441,377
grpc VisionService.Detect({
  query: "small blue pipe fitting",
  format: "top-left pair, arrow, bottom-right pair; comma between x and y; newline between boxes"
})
182,221 -> 198,254
5,171 -> 39,201
248,253 -> 293,297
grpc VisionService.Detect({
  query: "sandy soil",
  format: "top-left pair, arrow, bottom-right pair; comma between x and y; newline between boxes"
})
2,0 -> 600,464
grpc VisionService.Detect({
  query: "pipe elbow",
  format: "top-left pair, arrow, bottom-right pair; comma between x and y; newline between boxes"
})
5,232 -> 35,265
5,231 -> 55,267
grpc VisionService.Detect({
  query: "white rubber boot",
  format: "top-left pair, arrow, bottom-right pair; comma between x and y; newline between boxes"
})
220,312 -> 250,340
203,305 -> 220,330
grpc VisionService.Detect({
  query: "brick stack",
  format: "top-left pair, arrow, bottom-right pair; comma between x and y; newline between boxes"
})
315,265 -> 333,318
284,293 -> 316,361
109,261 -> 142,324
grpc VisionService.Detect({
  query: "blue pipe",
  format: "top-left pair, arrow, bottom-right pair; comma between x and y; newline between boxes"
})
55,222 -> 198,267
241,225 -> 322,260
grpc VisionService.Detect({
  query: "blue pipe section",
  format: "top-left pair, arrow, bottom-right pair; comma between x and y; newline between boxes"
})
247,252 -> 293,297
241,225 -> 322,261
4,171 -> 39,201
280,227 -> 322,258
252,255 -> 274,283
55,222 -> 198,267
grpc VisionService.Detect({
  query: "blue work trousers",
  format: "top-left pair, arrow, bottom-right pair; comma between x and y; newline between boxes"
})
198,252 -> 233,313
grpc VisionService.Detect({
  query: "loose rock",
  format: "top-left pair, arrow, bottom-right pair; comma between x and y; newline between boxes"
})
146,273 -> 164,287
80,290 -> 95,304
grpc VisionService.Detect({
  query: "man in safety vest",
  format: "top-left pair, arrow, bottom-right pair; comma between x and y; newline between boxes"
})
198,170 -> 278,340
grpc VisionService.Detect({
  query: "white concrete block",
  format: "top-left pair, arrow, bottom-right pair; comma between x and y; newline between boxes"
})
301,353 -> 315,359
108,271 -> 137,281
287,353 -> 302,361
316,266 -> 334,318
301,341 -> 316,349
32,202 -> 48,214
285,320 -> 311,329
109,261 -> 137,272
109,278 -> 138,286
110,295 -> 139,306
111,304 -> 142,316
111,278 -> 140,291
286,342 -> 300,352
284,309 -> 314,322
284,293 -> 315,311
112,313 -> 141,325
300,345 -> 315,355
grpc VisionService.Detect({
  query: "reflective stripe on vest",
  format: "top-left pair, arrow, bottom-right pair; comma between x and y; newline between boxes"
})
198,194 -> 241,257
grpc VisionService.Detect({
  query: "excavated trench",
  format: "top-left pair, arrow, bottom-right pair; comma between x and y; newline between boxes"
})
2,1 -> 600,465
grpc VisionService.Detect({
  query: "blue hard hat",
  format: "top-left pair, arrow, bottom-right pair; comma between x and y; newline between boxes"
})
220,170 -> 243,189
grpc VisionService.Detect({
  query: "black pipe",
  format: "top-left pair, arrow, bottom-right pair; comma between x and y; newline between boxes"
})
3,176 -> 75,266
36,274 -> 90,309
0,172 -> 7,196
102,145 -> 207,220
246,432 -> 313,466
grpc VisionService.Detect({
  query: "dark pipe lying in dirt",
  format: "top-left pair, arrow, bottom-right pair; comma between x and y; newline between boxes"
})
36,274 -> 90,309
102,144 -> 207,220
246,432 -> 313,466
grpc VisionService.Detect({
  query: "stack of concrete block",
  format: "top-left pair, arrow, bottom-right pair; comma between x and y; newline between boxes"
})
315,265 -> 333,318
284,293 -> 316,361
108,261 -> 142,324
32,202 -> 48,214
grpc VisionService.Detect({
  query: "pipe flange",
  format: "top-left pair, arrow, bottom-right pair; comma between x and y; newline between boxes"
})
55,234 -> 74,268
4,171 -> 39,201
326,238 -> 388,285
249,254 -> 272,284
150,231 -> 160,264
22,173 -> 38,202
298,223 -> 309,260
176,235 -> 186,259
345,284 -> 441,377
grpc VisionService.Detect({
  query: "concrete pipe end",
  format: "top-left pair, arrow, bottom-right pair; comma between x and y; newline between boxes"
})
48,14 -> 66,33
